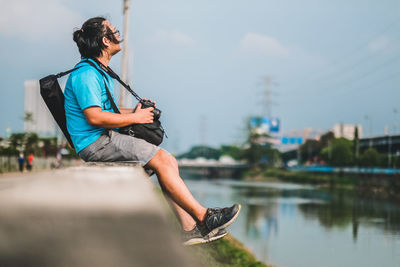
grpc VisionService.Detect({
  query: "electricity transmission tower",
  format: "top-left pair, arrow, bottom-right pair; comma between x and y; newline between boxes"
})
261,76 -> 278,118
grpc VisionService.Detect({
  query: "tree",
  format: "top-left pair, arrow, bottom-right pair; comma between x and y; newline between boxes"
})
218,145 -> 243,160
25,133 -> 39,154
298,131 -> 335,164
320,131 -> 335,147
177,145 -> 221,160
8,133 -> 27,155
299,139 -> 320,163
359,148 -> 380,167
321,138 -> 353,166
23,112 -> 34,124
353,126 -> 360,163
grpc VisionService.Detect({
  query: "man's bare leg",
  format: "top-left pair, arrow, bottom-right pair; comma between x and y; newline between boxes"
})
157,154 -> 198,231
161,189 -> 198,231
146,149 -> 207,224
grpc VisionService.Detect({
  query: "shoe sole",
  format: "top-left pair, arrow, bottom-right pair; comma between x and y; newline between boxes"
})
207,204 -> 241,238
183,230 -> 228,246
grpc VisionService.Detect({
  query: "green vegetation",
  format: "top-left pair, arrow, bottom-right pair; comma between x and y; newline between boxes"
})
298,129 -> 398,168
244,168 -> 400,201
359,147 -> 380,167
189,235 -> 270,267
177,145 -> 221,160
320,138 -> 353,166
177,125 -> 396,169
245,168 -> 358,190
0,132 -> 77,158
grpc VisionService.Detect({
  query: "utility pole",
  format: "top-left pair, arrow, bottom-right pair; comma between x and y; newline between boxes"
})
120,0 -> 131,108
200,115 -> 207,146
393,108 -> 398,135
388,134 -> 392,168
364,115 -> 372,138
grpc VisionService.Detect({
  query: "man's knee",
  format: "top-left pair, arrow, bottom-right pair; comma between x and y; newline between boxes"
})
147,149 -> 173,170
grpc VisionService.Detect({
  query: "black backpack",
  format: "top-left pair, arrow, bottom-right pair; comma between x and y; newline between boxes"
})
39,60 -> 165,148
39,67 -> 80,148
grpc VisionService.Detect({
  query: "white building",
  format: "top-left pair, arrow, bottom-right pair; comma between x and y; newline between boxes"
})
24,80 -> 57,136
333,123 -> 362,140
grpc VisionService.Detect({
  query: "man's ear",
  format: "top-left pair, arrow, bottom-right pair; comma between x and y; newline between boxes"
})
102,36 -> 110,47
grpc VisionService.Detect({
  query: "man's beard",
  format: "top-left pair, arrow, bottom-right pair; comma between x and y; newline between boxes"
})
111,47 -> 122,56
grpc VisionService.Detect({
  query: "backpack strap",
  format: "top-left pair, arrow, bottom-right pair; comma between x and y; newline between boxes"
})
82,59 -> 121,114
55,66 -> 82,78
91,58 -> 142,102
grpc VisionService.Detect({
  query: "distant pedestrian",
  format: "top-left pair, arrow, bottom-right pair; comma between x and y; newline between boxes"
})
55,149 -> 62,168
17,154 -> 24,172
26,153 -> 34,171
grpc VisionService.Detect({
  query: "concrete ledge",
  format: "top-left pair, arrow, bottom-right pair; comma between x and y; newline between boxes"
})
0,165 -> 198,267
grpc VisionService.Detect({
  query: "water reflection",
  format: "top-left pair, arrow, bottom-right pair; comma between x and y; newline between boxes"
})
298,192 -> 400,242
182,175 -> 400,267
246,202 -> 278,240
221,179 -> 400,238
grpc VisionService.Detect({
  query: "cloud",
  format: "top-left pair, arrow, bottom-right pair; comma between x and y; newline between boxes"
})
0,0 -> 83,42
151,29 -> 195,46
240,33 -> 289,57
368,36 -> 397,54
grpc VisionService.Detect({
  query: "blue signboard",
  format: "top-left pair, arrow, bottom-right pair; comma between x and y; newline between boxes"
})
281,137 -> 303,145
250,117 -> 280,134
270,118 -> 280,133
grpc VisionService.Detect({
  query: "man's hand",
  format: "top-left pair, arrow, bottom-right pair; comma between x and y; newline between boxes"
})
133,103 -> 154,124
83,105 -> 154,128
133,98 -> 156,112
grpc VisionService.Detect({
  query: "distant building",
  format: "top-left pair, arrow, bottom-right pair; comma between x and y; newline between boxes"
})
333,123 -> 362,140
24,80 -> 57,136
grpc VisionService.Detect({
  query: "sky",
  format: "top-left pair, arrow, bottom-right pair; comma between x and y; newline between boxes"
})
0,0 -> 400,153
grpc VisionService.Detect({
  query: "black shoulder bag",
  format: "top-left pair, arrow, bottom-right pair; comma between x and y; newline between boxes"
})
39,66 -> 83,148
39,60 -> 165,148
83,60 -> 166,146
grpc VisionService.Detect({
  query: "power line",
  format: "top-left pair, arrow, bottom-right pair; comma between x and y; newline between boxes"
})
331,69 -> 400,98
316,53 -> 400,95
287,16 -> 400,91
279,69 -> 400,105
282,50 -> 400,99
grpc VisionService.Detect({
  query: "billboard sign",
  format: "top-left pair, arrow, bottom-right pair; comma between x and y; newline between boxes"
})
281,136 -> 303,145
250,117 -> 280,134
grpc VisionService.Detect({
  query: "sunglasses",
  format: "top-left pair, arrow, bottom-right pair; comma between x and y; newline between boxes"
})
106,30 -> 120,38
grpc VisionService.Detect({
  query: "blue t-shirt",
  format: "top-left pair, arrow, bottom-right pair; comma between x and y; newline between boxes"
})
64,58 -> 117,153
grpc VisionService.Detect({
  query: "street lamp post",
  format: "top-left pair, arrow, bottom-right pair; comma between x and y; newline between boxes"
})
120,0 -> 131,108
388,134 -> 392,168
393,108 -> 398,135
364,115 -> 373,147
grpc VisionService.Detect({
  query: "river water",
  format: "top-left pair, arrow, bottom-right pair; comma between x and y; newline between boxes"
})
180,174 -> 400,267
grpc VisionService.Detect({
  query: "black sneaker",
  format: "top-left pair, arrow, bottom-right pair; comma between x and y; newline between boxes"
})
182,225 -> 228,246
202,204 -> 241,237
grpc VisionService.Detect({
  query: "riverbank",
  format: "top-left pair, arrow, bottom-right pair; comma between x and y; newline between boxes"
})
244,168 -> 400,202
189,234 -> 270,267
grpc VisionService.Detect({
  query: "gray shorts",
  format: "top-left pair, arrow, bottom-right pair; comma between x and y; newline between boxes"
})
79,129 -> 160,166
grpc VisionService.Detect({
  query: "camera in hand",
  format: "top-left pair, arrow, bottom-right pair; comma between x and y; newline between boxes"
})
140,99 -> 161,120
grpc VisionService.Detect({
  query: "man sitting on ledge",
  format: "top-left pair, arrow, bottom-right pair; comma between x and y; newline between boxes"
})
64,17 -> 240,245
